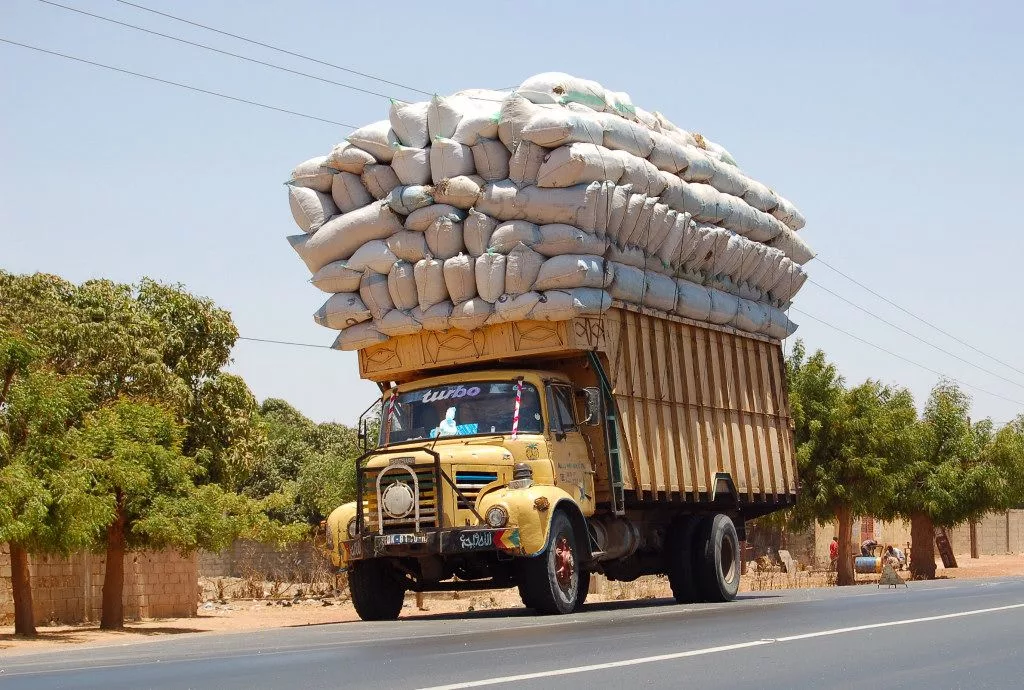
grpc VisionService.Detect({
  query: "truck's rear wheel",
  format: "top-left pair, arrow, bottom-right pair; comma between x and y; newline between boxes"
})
667,516 -> 700,603
518,511 -> 583,615
349,559 -> 406,621
693,514 -> 741,602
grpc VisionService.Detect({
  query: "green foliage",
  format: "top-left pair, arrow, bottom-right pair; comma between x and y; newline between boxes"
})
891,384 -> 1024,528
785,341 -> 916,528
0,334 -> 104,553
236,399 -> 360,525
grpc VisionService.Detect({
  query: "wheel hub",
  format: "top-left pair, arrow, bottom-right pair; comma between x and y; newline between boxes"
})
555,536 -> 575,586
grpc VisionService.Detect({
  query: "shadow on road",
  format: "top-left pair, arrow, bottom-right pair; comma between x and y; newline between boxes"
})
0,625 -> 206,646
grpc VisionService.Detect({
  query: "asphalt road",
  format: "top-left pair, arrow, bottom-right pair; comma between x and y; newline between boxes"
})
2,577 -> 1023,689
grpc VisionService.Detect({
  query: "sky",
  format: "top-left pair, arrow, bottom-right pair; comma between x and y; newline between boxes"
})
2,0 -> 1023,427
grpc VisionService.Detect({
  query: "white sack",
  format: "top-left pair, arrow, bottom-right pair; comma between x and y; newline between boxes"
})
449,298 -> 493,330
475,251 -> 506,303
430,138 -> 475,183
451,102 -> 500,146
742,180 -> 779,214
489,291 -> 541,324
763,306 -> 798,340
675,280 -> 712,321
288,185 -> 338,233
391,146 -> 432,185
624,197 -> 658,248
443,253 -> 477,304
425,216 -> 465,260
427,95 -> 466,140
505,242 -> 544,295
386,230 -> 429,263
489,220 -> 542,253
475,180 -> 521,220
377,309 -> 423,337
618,155 -> 665,197
345,239 -> 397,274
405,204 -> 465,231
310,261 -> 361,294
508,140 -> 547,188
362,164 -> 401,200
767,227 -> 816,265
432,175 -> 482,209
596,112 -> 654,158
314,292 -> 371,329
529,288 -> 611,321
647,131 -> 691,174
533,224 -> 607,257
679,146 -> 716,183
708,288 -> 739,325
331,172 -> 373,213
604,183 -> 632,242
733,300 -> 768,334
293,202 -> 402,272
536,143 -> 624,188
771,195 -> 806,231
605,243 -> 647,269
414,257 -> 448,310
534,255 -> 613,291
359,271 -> 394,320
389,100 -> 430,148
414,300 -> 453,331
642,272 -> 677,312
386,185 -> 434,215
325,142 -> 376,174
347,120 -> 399,162
334,322 -> 388,350
289,156 -> 334,192
608,262 -> 645,303
518,72 -> 606,109
464,209 -> 497,257
472,138 -> 511,181
387,261 -> 419,310
521,109 -> 604,148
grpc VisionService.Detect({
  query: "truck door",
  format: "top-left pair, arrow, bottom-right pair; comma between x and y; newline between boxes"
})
548,383 -> 596,516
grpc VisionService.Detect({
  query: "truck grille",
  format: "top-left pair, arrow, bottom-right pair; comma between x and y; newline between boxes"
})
362,466 -> 438,532
455,471 -> 499,510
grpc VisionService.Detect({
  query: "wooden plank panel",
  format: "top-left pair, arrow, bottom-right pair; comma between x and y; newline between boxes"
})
612,316 -> 643,494
664,321 -> 693,494
705,329 -> 730,482
765,343 -> 793,495
689,326 -> 714,493
649,319 -> 675,494
728,339 -> 755,498
741,342 -> 769,496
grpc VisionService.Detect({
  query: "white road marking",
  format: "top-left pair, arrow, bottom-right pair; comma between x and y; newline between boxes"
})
418,602 -> 1024,689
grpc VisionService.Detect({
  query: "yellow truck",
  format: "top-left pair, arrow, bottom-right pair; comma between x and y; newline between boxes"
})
324,302 -> 797,620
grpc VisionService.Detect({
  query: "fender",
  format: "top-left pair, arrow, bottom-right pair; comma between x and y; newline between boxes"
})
479,485 -> 588,557
326,502 -> 357,568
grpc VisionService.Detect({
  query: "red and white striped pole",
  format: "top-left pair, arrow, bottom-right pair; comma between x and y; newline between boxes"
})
384,389 -> 397,445
511,377 -> 523,440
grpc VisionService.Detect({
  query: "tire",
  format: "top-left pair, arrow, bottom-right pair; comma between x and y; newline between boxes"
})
693,514 -> 741,602
518,511 -> 584,615
666,516 -> 701,604
349,559 -> 406,621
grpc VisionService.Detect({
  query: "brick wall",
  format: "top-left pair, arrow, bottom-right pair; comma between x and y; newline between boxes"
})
198,540 -> 319,581
0,544 -> 197,626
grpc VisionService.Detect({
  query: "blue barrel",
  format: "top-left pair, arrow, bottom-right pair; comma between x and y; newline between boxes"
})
855,556 -> 882,574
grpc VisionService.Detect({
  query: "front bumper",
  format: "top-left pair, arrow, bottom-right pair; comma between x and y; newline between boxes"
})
342,527 -> 522,562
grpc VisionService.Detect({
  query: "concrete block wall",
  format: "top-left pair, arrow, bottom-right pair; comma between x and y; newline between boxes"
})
198,540 -> 319,581
0,544 -> 197,626
946,510 -> 1024,555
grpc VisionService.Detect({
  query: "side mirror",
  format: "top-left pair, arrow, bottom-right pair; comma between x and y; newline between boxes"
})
581,387 -> 602,426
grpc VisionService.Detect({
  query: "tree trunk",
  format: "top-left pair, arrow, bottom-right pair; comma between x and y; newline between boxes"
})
910,512 -> 937,580
969,521 -> 979,559
100,499 -> 126,630
9,542 -> 36,636
835,505 -> 855,586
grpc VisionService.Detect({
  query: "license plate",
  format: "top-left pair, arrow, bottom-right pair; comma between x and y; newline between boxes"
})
378,533 -> 428,546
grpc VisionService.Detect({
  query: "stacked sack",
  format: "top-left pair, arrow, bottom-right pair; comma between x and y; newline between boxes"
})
284,73 -> 812,351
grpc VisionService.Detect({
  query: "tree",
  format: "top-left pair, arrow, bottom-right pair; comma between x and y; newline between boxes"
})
0,271 -> 271,628
893,384 -> 1024,579
0,336 -> 103,635
786,342 -> 915,585
236,399 -> 361,525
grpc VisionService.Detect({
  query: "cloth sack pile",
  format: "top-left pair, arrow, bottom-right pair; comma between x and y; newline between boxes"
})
285,72 -> 811,351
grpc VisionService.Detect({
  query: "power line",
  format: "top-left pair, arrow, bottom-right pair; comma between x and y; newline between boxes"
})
112,0 -> 433,97
806,278 -> 1024,392
36,0 -> 398,101
237,336 -> 332,350
791,307 -> 1024,407
815,256 -> 1024,379
0,37 -> 356,128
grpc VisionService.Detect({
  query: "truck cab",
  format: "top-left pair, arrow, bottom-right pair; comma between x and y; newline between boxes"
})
326,369 -> 603,619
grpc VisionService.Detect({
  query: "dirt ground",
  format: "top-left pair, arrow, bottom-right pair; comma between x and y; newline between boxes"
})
3,553 -> 1023,657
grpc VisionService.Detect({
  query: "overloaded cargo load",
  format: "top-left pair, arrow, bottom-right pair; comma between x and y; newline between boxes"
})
284,72 -> 812,349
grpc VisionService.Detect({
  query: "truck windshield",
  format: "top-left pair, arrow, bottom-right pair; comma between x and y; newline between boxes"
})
380,381 -> 543,445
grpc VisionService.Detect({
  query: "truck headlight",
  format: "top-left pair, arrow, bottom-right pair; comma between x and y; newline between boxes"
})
485,505 -> 509,528
347,516 -> 358,538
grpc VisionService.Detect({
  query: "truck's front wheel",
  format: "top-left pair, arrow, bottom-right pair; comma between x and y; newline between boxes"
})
693,514 -> 741,602
518,511 -> 584,615
349,559 -> 406,621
